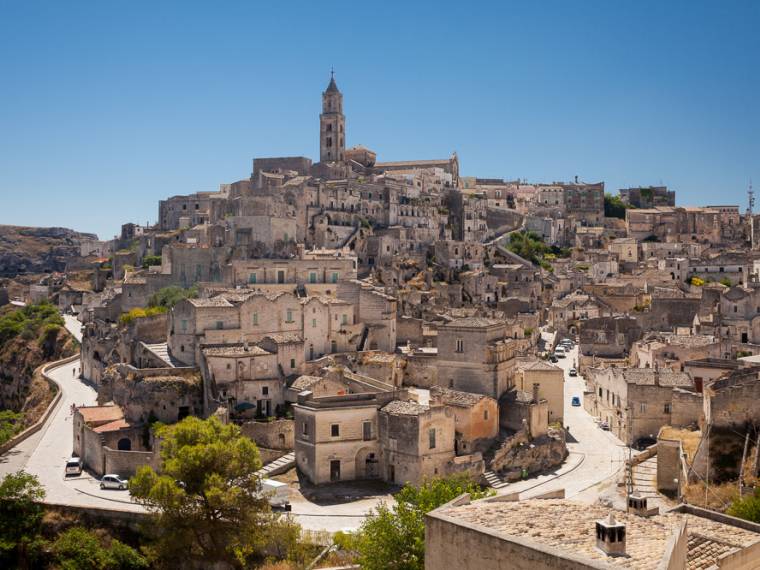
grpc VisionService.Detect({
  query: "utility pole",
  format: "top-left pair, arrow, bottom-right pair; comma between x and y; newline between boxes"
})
740,430 -> 750,496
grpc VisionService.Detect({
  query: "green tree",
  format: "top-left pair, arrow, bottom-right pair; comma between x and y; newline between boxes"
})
147,285 -> 198,310
356,476 -> 493,570
141,255 -> 163,269
0,471 -> 46,568
52,526 -> 148,570
727,489 -> 760,523
129,416 -> 275,568
604,193 -> 629,219
0,410 -> 22,446
507,231 -> 549,266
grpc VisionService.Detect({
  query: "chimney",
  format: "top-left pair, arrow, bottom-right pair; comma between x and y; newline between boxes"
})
574,175 -> 579,184
532,383 -> 540,404
595,512 -> 626,556
627,493 -> 651,517
243,341 -> 250,352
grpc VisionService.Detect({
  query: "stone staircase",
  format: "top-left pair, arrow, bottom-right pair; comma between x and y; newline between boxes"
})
628,455 -> 665,510
257,451 -> 295,479
483,469 -> 510,489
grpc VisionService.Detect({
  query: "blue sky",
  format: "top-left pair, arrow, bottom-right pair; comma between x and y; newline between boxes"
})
1,1 -> 758,239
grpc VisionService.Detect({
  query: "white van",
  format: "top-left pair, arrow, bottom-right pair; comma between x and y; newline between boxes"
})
65,457 -> 83,476
259,478 -> 291,509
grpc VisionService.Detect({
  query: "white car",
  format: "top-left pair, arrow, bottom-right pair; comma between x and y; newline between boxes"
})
257,478 -> 291,509
100,474 -> 129,490
65,457 -> 83,476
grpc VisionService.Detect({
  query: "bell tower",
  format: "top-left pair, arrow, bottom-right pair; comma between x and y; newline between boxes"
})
320,70 -> 345,163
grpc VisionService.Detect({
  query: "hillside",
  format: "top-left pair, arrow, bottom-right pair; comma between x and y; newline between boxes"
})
0,302 -> 77,443
0,225 -> 97,278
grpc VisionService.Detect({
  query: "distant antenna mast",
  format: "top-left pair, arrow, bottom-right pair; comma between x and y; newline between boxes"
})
748,179 -> 754,216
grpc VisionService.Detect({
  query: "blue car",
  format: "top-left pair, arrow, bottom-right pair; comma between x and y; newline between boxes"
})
571,396 -> 581,407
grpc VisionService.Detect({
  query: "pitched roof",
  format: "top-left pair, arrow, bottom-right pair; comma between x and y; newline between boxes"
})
381,400 -> 428,416
78,405 -> 124,425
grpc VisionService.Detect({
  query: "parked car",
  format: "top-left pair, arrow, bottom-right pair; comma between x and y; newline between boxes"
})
555,351 -> 566,359
555,346 -> 565,354
599,421 -> 610,431
569,368 -> 578,377
571,396 -> 581,407
65,457 -> 83,476
257,478 -> 291,510
549,355 -> 558,363
100,474 -> 128,490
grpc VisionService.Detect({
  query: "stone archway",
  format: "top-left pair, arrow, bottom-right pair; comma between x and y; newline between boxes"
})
355,447 -> 380,480
117,438 -> 132,451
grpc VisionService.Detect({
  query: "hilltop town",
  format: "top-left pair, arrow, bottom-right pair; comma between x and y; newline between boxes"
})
3,75 -> 760,569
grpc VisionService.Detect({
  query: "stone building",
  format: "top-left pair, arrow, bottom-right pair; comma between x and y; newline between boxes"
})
425,497 -> 760,570
435,317 -> 528,399
586,367 -> 698,445
293,369 -> 487,486
513,360 -> 565,424
619,185 -> 675,208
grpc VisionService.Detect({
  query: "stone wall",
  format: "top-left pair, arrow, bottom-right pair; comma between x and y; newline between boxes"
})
240,419 -> 294,450
425,513 -> 598,570
671,388 -> 702,428
103,447 -> 159,478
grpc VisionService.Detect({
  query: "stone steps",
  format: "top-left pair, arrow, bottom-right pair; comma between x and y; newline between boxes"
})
257,451 -> 295,479
483,470 -> 510,489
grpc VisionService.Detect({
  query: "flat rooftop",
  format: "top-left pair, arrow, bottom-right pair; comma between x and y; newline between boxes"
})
433,499 -> 760,570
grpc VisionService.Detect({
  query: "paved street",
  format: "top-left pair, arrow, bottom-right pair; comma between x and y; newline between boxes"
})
495,342 -> 628,502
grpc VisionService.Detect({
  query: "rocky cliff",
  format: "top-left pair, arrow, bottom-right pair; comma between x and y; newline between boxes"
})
0,304 -> 77,428
0,225 -> 98,278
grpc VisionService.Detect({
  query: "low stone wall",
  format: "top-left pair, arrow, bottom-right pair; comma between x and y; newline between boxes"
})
259,447 -> 289,465
44,502 -> 148,533
103,447 -> 159,478
240,419 -> 294,450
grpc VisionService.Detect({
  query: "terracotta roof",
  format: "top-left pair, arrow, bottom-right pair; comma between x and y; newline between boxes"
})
430,386 -> 488,407
202,345 -> 271,357
78,405 -> 124,425
291,375 -> 324,391
263,332 -> 303,344
187,297 -> 233,308
518,360 -> 563,373
93,419 -> 131,433
444,317 -> 503,329
381,400 -> 428,416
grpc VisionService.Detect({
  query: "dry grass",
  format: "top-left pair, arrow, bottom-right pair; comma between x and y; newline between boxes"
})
659,426 -> 702,465
683,480 -> 740,512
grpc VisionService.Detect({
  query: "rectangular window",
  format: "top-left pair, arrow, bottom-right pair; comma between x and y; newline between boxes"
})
664,403 -> 671,414
640,402 -> 647,413
216,321 -> 223,330
331,424 -> 340,437
249,273 -> 257,284
302,422 -> 308,436
484,409 -> 489,420
331,272 -> 339,283
363,421 -> 372,441
262,386 -> 269,396
456,339 -> 464,353
309,272 -> 317,284
286,309 -> 293,323
312,318 -> 317,328
342,314 -> 348,326
181,319 -> 187,332
253,313 -> 258,326
429,428 -> 436,449
290,358 -> 295,369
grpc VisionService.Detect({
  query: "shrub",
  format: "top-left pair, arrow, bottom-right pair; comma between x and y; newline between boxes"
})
118,306 -> 167,325
141,255 -> 162,269
688,276 -> 705,287
147,286 -> 198,309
